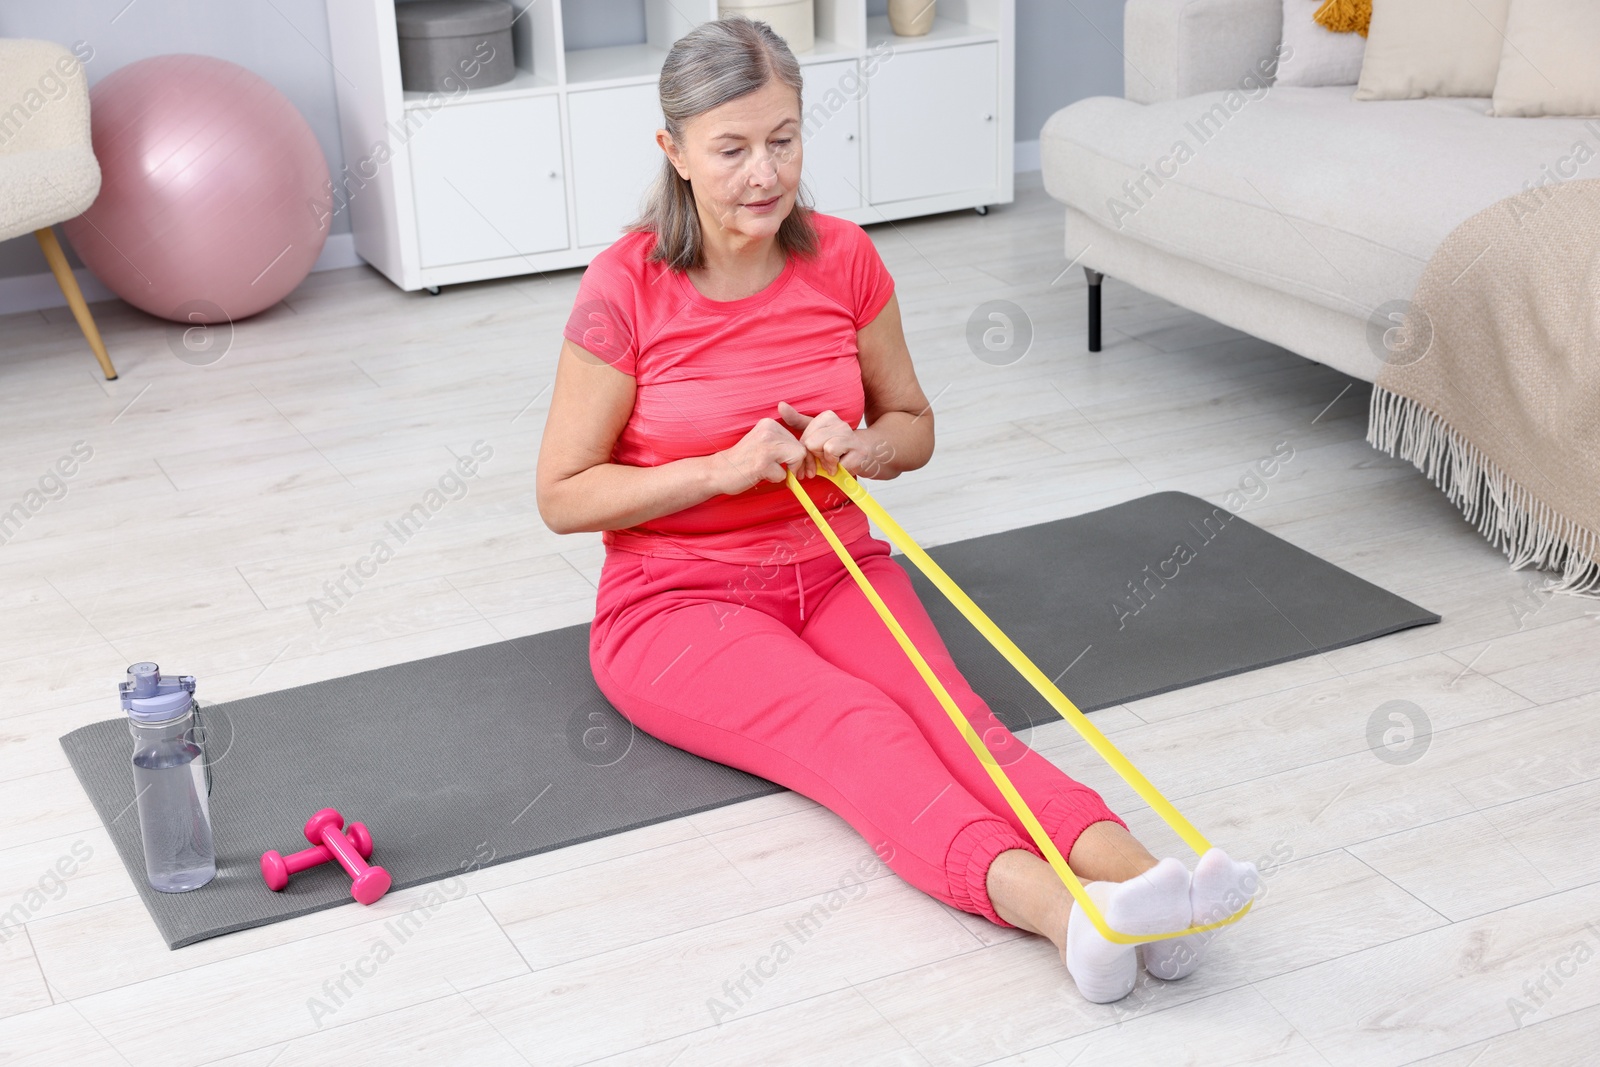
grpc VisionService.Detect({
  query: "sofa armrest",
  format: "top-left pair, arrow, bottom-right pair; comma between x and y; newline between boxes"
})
0,40 -> 93,155
1124,0 -> 1285,104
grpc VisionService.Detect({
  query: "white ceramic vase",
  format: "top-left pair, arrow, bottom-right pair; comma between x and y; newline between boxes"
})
887,0 -> 936,36
719,0 -> 816,52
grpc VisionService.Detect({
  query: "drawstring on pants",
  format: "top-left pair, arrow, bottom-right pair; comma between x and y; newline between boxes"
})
794,562 -> 805,621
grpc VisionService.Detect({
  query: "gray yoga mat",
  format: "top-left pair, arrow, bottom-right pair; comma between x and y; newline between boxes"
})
60,491 -> 1436,949
902,491 -> 1440,733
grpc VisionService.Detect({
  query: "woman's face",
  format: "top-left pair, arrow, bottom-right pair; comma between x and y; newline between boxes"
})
664,75 -> 803,244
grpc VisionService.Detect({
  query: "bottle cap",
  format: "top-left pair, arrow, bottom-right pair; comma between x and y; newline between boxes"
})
120,662 -> 197,723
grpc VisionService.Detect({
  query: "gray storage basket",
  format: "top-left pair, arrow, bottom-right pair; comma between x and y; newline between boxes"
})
396,0 -> 516,93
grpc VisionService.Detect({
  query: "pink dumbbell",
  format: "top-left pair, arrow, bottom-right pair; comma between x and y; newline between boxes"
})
267,808 -> 392,905
260,821 -> 374,891
306,808 -> 391,905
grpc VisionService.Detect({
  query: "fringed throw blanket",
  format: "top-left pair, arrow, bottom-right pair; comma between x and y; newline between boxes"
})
1367,179 -> 1600,595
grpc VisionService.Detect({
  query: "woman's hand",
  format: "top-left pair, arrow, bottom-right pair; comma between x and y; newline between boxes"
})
775,401 -> 892,480
708,402 -> 894,496
709,412 -> 811,496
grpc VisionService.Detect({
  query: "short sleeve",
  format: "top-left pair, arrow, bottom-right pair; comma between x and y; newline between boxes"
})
841,220 -> 895,330
563,245 -> 641,375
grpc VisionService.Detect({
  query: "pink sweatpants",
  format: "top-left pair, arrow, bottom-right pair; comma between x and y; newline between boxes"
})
587,530 -> 1124,928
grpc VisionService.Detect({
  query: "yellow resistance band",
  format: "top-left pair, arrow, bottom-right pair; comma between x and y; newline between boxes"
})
785,465 -> 1252,944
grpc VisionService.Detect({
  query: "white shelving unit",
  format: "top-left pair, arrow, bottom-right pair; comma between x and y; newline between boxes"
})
325,0 -> 1014,291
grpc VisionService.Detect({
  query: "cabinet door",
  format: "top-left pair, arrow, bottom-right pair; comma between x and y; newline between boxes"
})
800,60 -> 863,212
867,43 -> 998,204
567,85 -> 665,249
409,96 -> 569,268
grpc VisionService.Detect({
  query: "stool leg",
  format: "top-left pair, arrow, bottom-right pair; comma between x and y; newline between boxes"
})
35,227 -> 117,380
1084,268 -> 1104,353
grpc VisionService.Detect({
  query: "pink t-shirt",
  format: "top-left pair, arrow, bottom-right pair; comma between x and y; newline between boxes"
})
563,211 -> 897,565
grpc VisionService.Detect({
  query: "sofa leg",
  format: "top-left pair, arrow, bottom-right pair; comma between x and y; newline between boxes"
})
1084,268 -> 1104,352
36,227 -> 117,380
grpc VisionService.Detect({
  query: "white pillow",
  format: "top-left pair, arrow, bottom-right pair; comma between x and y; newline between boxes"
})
1276,0 -> 1366,87
1491,0 -> 1600,116
1355,0 -> 1511,100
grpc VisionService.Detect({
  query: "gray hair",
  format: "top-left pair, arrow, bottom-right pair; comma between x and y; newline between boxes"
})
625,15 -> 818,270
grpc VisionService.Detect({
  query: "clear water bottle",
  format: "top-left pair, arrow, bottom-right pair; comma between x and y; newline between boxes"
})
120,662 -> 216,893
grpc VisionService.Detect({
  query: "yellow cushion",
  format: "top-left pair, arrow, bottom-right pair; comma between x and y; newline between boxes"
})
1314,0 -> 1371,37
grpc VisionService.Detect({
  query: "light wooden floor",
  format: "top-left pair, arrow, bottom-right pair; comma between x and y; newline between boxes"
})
2,172 -> 1597,1066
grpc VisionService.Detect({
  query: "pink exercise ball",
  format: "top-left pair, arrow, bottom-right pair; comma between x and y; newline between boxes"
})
63,54 -> 332,325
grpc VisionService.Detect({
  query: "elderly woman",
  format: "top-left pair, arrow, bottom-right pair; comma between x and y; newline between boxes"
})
535,16 -> 1255,1004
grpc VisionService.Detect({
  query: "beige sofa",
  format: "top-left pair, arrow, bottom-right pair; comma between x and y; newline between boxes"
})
1038,0 -> 1597,381
0,38 -> 115,378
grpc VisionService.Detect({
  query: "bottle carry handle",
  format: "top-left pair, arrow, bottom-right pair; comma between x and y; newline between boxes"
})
187,700 -> 213,796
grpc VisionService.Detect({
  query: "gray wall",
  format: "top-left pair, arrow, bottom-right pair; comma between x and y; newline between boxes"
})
1011,0 -> 1124,148
0,0 -> 1124,283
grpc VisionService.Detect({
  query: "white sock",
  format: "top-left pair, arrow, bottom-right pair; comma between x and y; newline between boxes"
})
1140,847 -> 1260,981
1065,857 -> 1191,1003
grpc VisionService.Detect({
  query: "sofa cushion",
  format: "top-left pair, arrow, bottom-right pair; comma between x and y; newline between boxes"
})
1040,85 -> 1597,318
1490,0 -> 1600,118
1354,0 -> 1510,101
1276,0 -> 1365,88
0,145 -> 102,242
